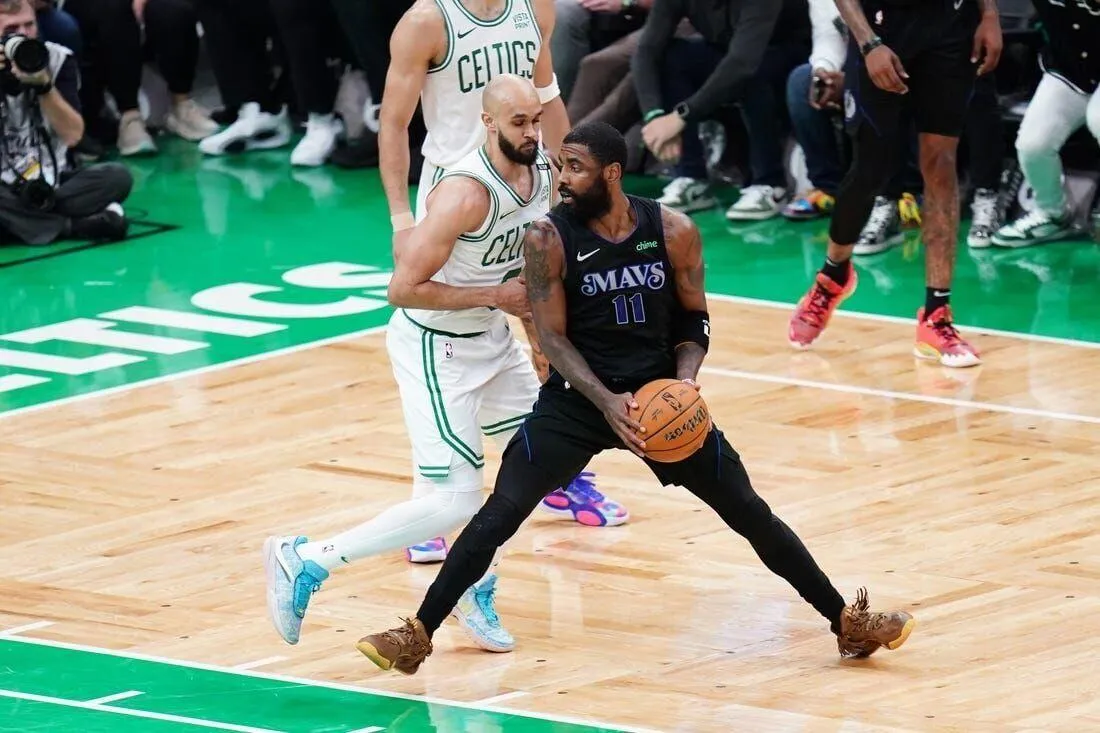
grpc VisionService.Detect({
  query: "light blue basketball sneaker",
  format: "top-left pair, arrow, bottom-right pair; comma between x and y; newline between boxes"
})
450,574 -> 514,652
263,535 -> 329,645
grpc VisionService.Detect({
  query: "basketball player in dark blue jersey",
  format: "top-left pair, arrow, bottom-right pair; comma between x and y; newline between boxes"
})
354,122 -> 915,673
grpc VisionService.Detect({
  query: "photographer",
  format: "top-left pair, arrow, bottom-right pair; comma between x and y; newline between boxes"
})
0,0 -> 131,245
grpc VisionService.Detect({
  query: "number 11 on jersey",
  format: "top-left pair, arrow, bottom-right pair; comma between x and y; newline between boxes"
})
612,293 -> 646,325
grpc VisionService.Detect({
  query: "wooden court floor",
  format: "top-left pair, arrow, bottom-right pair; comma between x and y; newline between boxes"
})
2,298 -> 1099,732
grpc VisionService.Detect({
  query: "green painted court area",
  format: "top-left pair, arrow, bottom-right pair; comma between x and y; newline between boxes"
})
0,637 -> 635,733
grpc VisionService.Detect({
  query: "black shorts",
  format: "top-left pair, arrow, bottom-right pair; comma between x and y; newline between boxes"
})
848,1 -> 980,138
493,380 -> 742,510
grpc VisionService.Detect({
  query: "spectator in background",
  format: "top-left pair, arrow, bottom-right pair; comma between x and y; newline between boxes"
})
782,0 -> 847,221
64,0 -> 218,156
634,0 -> 811,219
991,0 -> 1099,248
552,0 -> 652,104
269,0 -> 348,166
32,0 -> 80,58
0,0 -> 132,245
194,0 -> 292,156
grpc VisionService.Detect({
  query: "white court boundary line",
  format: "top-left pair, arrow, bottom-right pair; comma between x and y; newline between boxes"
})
699,366 -> 1100,425
0,688 -> 284,733
0,621 -> 55,637
0,633 -> 662,733
85,690 -> 144,705
2,295 -> 1099,424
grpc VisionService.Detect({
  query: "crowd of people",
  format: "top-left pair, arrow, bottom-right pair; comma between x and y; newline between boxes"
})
0,0 -> 1097,251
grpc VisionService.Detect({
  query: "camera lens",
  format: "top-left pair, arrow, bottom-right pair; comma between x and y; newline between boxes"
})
4,35 -> 48,75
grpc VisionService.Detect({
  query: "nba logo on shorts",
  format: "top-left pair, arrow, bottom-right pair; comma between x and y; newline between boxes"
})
444,342 -> 454,359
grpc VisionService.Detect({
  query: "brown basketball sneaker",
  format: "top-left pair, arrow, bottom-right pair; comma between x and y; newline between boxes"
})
356,617 -> 433,675
836,587 -> 915,658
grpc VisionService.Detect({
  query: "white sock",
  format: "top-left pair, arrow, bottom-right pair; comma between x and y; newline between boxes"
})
296,488 -> 484,573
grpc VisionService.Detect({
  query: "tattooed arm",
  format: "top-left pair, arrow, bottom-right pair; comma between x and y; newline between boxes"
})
835,0 -> 910,93
662,206 -> 708,384
523,219 -> 647,455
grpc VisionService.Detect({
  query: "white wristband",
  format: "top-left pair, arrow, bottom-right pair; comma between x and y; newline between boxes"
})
537,73 -> 561,104
391,212 -> 415,231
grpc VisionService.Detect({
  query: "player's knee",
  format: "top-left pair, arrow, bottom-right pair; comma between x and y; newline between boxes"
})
918,141 -> 957,182
466,493 -> 527,548
1014,123 -> 1052,160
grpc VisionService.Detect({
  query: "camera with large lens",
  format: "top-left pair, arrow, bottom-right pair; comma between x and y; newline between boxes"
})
11,175 -> 56,211
0,34 -> 48,94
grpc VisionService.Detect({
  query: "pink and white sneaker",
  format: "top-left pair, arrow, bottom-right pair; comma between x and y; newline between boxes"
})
540,472 -> 629,527
406,536 -> 448,564
914,306 -> 981,368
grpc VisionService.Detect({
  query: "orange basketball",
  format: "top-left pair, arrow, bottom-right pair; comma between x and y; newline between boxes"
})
629,378 -> 712,463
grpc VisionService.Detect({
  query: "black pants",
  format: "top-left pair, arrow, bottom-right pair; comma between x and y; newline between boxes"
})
329,0 -> 426,147
193,0 -> 281,113
269,0 -> 347,115
65,0 -> 200,116
829,1 -> 979,244
964,72 -> 1004,191
0,163 -> 133,245
416,380 -> 848,634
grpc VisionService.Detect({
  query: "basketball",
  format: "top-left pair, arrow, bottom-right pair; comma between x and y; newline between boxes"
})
629,378 -> 712,463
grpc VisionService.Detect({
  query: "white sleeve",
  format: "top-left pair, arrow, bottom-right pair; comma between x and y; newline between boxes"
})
808,0 -> 848,73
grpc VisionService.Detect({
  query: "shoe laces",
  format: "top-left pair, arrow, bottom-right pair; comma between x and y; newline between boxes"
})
736,185 -> 775,208
845,587 -> 885,632
663,177 -> 697,198
862,197 -> 895,237
564,471 -> 604,504
473,576 -> 501,625
800,280 -> 841,328
970,189 -> 1000,229
1013,208 -> 1059,232
384,618 -> 432,658
924,307 -> 965,349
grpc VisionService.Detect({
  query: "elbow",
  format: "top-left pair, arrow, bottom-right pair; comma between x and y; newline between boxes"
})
387,280 -> 412,308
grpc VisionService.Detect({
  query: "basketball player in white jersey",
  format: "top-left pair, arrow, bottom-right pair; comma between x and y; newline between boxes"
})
379,0 -> 629,566
265,75 -> 574,654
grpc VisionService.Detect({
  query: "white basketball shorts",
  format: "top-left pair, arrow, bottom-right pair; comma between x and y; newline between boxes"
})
386,310 -> 540,485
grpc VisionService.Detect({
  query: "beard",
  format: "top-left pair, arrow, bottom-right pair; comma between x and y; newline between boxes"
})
498,132 -> 539,165
559,176 -> 611,222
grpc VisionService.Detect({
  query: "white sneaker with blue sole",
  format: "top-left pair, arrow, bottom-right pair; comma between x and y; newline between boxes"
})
263,535 -> 329,645
450,574 -> 514,652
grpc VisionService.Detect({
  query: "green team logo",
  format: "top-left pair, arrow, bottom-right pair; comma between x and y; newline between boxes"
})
636,240 -> 658,252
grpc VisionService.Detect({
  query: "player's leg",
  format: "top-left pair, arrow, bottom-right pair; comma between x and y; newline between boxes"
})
993,73 -> 1090,247
480,327 -> 628,527
907,29 -> 981,367
263,314 -> 494,645
356,385 -> 617,673
646,428 -> 914,658
788,44 -> 905,348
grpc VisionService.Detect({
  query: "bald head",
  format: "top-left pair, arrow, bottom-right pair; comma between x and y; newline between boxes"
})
481,74 -> 542,166
483,74 -> 541,118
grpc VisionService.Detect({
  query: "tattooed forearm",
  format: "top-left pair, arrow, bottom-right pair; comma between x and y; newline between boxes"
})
834,0 -> 877,46
523,221 -> 556,303
662,205 -> 708,312
920,147 -> 959,289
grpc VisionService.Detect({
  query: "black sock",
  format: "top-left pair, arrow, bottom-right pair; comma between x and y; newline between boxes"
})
924,287 -> 950,318
821,256 -> 850,285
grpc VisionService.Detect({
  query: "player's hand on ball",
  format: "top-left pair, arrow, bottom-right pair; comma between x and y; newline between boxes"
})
493,277 -> 531,319
599,392 -> 647,457
681,378 -> 701,392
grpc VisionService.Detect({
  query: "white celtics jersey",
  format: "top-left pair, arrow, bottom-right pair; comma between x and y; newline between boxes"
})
403,146 -> 554,334
420,0 -> 542,169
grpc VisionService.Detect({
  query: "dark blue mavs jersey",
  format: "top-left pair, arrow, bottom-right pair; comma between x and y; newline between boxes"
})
546,195 -> 680,388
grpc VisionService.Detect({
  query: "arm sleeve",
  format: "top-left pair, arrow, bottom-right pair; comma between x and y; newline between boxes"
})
631,0 -> 683,118
680,0 -> 782,121
808,0 -> 848,72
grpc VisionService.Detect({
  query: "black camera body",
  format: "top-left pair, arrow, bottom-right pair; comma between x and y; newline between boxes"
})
0,33 -> 49,95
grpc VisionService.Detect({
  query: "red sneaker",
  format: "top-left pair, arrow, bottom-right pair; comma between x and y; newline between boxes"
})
788,265 -> 858,349
914,306 -> 981,368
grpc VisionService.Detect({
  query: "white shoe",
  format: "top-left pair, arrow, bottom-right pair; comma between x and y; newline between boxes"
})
117,111 -> 157,157
656,177 -> 717,213
450,574 -> 515,653
852,196 -> 903,255
725,184 -> 786,221
199,102 -> 292,156
290,113 -> 342,167
166,98 -> 219,142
